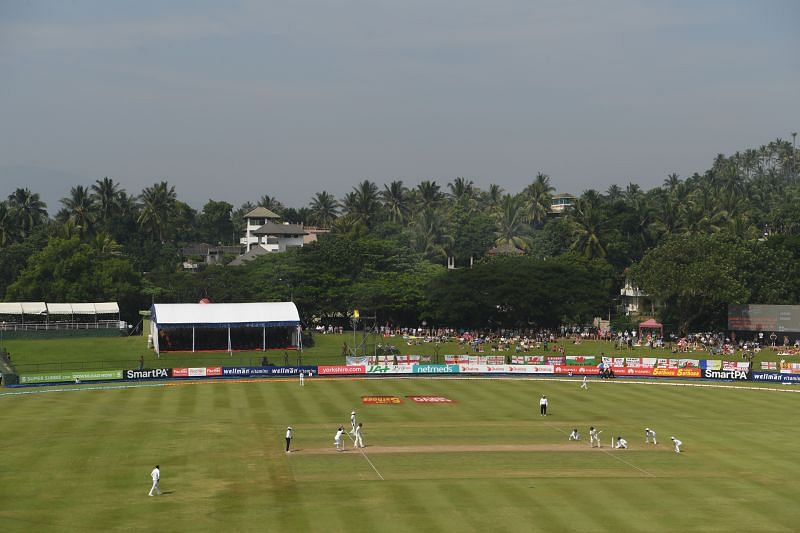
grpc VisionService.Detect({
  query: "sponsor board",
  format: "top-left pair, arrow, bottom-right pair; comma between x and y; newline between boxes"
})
222,366 -> 318,377
172,368 -> 189,377
651,367 -> 702,378
459,364 -> 553,374
406,395 -> 457,403
124,368 -> 170,380
19,369 -> 123,384
703,368 -> 750,380
317,365 -> 366,375
206,366 -> 222,377
612,366 -> 655,376
412,364 -> 460,374
751,372 -> 800,383
553,365 -> 600,375
365,365 -> 414,374
362,395 -> 403,404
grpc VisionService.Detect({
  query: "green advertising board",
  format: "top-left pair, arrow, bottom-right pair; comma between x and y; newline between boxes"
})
19,370 -> 123,385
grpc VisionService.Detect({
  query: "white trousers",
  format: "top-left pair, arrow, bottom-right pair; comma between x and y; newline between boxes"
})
149,480 -> 161,496
354,434 -> 364,448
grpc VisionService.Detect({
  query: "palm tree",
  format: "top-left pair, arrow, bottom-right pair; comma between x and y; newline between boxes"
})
380,181 -> 410,223
91,232 -> 123,257
7,188 -> 48,238
605,184 -> 623,201
482,184 -> 505,211
415,180 -> 444,212
137,181 -> 177,242
493,194 -> 532,251
410,207 -> 453,261
258,195 -> 284,215
60,185 -> 97,237
342,180 -> 380,228
447,177 -> 475,204
308,191 -> 340,227
0,201 -> 13,246
663,173 -> 682,192
523,172 -> 554,227
91,177 -> 122,226
569,198 -> 608,259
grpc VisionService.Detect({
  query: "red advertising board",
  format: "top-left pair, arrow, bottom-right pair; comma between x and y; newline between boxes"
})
317,365 -> 366,375
172,368 -> 189,377
612,366 -> 654,376
553,365 -> 600,375
206,366 -> 222,377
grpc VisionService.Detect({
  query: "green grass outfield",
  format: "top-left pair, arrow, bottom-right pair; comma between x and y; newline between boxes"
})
1,376 -> 798,532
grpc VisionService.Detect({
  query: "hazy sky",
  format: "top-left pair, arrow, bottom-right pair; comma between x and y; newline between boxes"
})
2,1 -> 798,213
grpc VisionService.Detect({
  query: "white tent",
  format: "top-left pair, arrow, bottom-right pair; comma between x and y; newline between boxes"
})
150,302 -> 301,354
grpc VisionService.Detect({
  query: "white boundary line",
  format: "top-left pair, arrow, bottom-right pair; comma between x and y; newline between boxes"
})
546,422 -> 655,478
346,430 -> 385,480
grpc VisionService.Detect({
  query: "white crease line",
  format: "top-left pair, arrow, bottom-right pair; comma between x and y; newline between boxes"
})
347,430 -> 385,481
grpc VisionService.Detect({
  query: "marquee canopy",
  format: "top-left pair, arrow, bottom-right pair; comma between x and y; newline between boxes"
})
0,302 -> 118,316
151,302 -> 300,330
638,318 -> 664,335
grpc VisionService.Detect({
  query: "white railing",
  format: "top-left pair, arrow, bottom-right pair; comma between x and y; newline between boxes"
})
0,320 -> 124,332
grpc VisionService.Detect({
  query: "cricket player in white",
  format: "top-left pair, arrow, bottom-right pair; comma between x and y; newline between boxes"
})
569,428 -> 580,441
580,376 -> 588,390
539,395 -> 548,416
335,426 -> 345,451
671,436 -> 682,454
589,427 -> 602,448
299,371 -> 304,386
285,427 -> 293,452
615,436 -> 628,449
645,428 -> 657,445
148,465 -> 161,496
353,423 -> 364,448
350,410 -> 357,434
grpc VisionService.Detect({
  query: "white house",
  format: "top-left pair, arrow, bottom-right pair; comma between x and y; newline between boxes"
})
240,207 -> 307,253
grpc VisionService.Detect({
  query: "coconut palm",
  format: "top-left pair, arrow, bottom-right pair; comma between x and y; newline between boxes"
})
342,180 -> 380,228
410,207 -> 453,261
482,184 -> 505,211
605,184 -> 624,201
0,201 -> 13,246
91,177 -> 122,226
380,181 -> 410,223
493,194 -> 532,251
415,180 -> 444,212
523,172 -> 554,227
7,188 -> 48,238
60,185 -> 97,237
447,177 -> 476,205
258,195 -> 284,215
570,197 -> 608,259
308,191 -> 340,227
137,181 -> 177,242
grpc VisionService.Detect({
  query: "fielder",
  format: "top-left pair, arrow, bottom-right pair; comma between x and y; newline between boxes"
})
335,426 -> 345,451
350,410 -> 357,434
589,426 -> 602,448
353,423 -> 364,448
569,428 -> 580,441
580,376 -> 588,390
615,436 -> 628,449
645,428 -> 657,445
299,371 -> 304,386
671,436 -> 682,454
148,465 -> 161,496
539,395 -> 548,416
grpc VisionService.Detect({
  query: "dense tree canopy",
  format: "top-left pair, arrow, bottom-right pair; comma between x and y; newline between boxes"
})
0,137 -> 798,332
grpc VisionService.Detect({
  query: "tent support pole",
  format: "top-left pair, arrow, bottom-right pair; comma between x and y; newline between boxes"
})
263,327 -> 266,351
228,327 -> 232,356
192,327 -> 195,352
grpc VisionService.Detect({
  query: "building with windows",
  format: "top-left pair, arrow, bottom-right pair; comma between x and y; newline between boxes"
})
240,207 -> 307,253
549,193 -> 576,214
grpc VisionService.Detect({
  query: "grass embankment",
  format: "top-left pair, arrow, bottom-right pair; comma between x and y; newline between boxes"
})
3,334 -> 784,373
